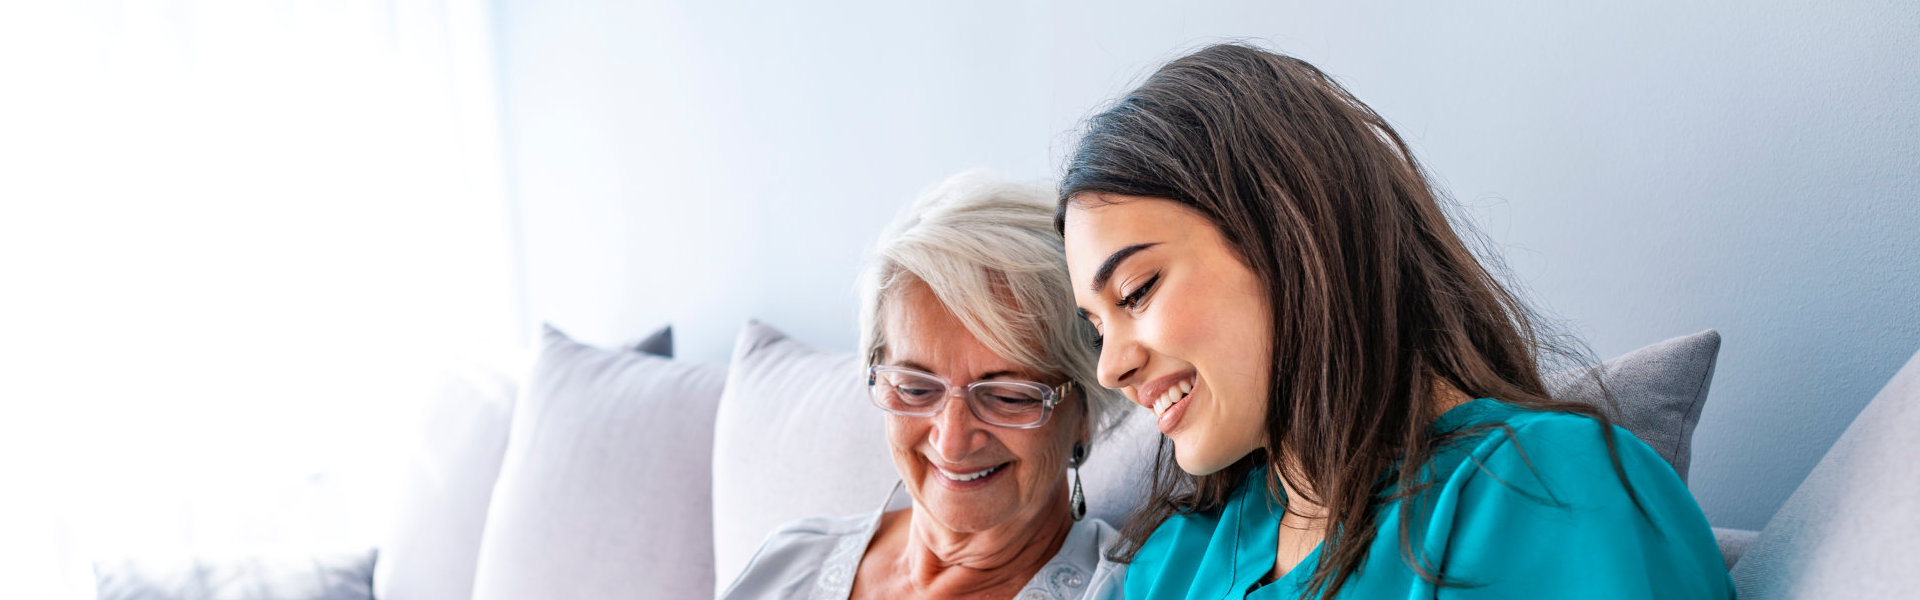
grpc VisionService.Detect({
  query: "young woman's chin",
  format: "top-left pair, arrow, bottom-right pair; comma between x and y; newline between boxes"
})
1170,437 -> 1245,476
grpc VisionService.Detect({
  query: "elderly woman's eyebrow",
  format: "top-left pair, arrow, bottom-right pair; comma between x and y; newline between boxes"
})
889,359 -> 936,372
887,362 -> 1025,381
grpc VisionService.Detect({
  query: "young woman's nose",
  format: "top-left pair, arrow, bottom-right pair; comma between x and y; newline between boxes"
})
1096,328 -> 1144,391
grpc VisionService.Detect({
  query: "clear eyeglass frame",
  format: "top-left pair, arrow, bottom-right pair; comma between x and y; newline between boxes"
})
865,364 -> 1074,429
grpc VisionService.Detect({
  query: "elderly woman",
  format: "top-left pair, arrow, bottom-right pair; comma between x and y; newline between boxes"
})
720,172 -> 1129,599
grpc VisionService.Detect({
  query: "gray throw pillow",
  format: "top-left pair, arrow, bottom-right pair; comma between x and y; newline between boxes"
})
629,325 -> 673,357
470,325 -> 727,600
96,549 -> 376,600
1548,329 -> 1722,481
1730,348 -> 1920,598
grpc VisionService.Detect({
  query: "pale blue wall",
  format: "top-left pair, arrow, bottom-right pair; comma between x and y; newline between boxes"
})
491,0 -> 1919,529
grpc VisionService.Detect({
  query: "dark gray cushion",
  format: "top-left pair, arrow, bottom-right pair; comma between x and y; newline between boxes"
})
96,549 -> 375,600
628,325 -> 673,357
1548,329 -> 1722,481
1730,348 -> 1920,598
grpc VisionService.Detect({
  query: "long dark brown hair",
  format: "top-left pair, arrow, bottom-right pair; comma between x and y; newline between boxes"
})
1056,44 -> 1638,597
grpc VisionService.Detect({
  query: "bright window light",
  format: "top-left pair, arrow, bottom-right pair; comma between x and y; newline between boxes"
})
0,2 -> 518,597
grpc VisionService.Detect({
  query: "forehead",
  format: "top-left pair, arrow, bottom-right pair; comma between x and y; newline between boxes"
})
881,278 -> 1037,378
1061,194 -> 1209,288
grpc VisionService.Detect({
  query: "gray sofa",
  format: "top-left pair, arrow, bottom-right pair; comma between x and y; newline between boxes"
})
94,326 -> 1920,599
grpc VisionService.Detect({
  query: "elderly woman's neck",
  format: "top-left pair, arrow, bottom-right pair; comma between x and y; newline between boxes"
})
887,491 -> 1076,596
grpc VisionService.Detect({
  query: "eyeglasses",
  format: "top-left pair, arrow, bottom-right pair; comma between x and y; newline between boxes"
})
866,365 -> 1073,429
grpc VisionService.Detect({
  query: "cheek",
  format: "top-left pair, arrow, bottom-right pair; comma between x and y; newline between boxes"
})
1214,280 -> 1274,429
1160,273 -> 1271,421
1011,433 -> 1067,495
1010,420 -> 1074,477
1146,282 -> 1238,363
886,417 -> 929,463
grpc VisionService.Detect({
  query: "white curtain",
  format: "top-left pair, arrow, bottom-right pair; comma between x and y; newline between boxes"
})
0,1 -> 518,597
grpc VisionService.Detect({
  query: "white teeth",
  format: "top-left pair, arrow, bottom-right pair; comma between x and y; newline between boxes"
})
1151,380 -> 1194,417
938,464 -> 1000,482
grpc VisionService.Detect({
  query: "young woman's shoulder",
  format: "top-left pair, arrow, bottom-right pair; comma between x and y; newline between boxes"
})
1437,400 -> 1676,504
1125,471 -> 1274,600
1422,400 -> 1734,599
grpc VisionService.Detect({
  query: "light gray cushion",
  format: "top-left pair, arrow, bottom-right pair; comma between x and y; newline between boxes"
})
372,357 -> 520,600
470,325 -> 726,600
1730,348 -> 1920,598
1713,527 -> 1760,570
708,320 -> 1166,590
375,326 -> 670,600
1548,329 -> 1722,481
709,321 -> 897,589
1081,407 -> 1160,536
96,549 -> 376,600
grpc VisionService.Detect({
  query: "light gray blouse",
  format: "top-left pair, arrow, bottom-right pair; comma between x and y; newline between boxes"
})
718,482 -> 1126,600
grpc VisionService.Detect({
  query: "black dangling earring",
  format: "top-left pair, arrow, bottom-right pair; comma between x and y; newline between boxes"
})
1069,442 -> 1088,521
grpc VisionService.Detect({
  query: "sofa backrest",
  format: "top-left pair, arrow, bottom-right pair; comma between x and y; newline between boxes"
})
1730,347 -> 1920,598
708,323 -> 1726,592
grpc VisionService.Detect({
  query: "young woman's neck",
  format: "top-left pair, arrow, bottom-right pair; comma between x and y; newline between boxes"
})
1265,376 -> 1477,549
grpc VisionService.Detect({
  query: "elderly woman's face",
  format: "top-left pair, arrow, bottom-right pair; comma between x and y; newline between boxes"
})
880,279 -> 1085,534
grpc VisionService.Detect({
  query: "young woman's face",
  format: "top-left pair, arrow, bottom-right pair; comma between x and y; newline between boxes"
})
1063,195 -> 1272,475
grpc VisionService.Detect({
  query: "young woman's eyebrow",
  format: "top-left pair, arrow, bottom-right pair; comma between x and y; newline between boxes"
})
1089,242 -> 1160,292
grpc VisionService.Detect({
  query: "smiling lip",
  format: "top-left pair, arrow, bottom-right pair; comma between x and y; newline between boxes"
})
1157,384 -> 1193,434
1135,372 -> 1197,411
930,461 -> 1010,490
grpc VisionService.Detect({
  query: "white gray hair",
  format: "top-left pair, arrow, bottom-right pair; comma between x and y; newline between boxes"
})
858,170 -> 1128,443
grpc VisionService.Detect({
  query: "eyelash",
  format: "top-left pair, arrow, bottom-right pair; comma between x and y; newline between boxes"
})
1118,274 -> 1160,311
1091,273 -> 1160,351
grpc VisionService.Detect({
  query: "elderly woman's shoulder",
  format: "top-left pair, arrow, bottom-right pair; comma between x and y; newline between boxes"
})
720,513 -> 877,600
763,512 -> 875,541
1048,517 -> 1128,600
741,511 -> 877,569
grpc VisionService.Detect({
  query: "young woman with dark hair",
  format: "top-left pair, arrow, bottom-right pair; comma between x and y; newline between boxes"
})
1058,44 -> 1733,599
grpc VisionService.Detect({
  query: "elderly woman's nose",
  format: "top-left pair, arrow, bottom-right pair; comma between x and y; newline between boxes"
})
929,393 -> 988,460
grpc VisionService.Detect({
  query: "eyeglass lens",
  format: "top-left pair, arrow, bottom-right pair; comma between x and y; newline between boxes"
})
871,370 -> 1049,426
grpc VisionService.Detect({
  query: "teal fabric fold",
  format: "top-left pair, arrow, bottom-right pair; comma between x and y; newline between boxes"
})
1126,399 -> 1735,600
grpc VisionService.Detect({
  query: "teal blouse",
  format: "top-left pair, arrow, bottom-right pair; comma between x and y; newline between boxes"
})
1127,398 -> 1735,600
